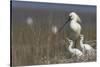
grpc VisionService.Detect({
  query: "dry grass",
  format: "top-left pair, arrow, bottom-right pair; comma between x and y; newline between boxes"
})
11,25 -> 96,66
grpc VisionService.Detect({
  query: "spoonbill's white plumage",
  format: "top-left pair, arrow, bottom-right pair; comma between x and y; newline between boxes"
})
67,12 -> 81,40
80,35 -> 95,55
66,12 -> 82,48
58,12 -> 82,47
67,38 -> 83,59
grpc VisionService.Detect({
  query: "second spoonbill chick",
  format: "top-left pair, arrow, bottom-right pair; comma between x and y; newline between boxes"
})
67,38 -> 83,58
80,35 -> 95,54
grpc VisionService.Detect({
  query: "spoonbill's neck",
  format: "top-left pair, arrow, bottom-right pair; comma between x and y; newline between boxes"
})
80,39 -> 83,44
71,19 -> 78,22
80,38 -> 84,46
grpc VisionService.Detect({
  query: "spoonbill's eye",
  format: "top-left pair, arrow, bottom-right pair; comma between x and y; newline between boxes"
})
69,14 -> 72,17
69,15 -> 73,19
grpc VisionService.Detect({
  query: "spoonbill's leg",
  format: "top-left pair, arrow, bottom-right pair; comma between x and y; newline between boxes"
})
74,40 -> 77,48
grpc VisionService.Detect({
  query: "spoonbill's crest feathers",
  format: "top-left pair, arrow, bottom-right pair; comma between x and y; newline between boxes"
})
69,12 -> 81,23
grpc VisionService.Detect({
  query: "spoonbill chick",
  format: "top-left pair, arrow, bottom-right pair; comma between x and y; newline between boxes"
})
59,12 -> 82,48
67,38 -> 83,59
80,35 -> 95,55
52,26 -> 58,34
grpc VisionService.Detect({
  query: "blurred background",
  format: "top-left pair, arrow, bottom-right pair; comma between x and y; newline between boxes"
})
11,1 -> 96,66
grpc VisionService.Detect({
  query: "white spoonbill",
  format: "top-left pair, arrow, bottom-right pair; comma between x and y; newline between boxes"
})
59,12 -> 82,48
80,35 -> 95,55
67,38 -> 83,59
